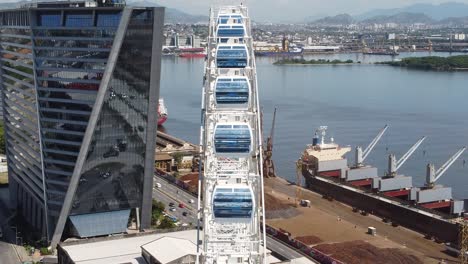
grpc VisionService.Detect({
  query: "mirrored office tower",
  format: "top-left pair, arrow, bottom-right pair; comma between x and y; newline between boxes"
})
0,1 -> 164,247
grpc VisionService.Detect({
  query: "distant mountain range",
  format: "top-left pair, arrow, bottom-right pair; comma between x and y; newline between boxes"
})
357,2 -> 468,21
310,12 -> 468,26
313,14 -> 355,25
127,0 -> 207,24
0,1 -> 467,25
309,2 -> 468,26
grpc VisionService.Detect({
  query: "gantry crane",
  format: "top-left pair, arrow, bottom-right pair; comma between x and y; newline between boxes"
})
426,147 -> 466,188
387,136 -> 426,176
355,125 -> 389,167
263,108 -> 277,178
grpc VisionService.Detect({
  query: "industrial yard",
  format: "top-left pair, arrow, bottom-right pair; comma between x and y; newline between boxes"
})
264,176 -> 459,264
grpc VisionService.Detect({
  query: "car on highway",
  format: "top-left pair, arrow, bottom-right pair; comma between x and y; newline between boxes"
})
179,203 -> 185,208
169,202 -> 175,207
189,199 -> 194,204
155,182 -> 162,188
170,207 -> 176,212
182,212 -> 188,216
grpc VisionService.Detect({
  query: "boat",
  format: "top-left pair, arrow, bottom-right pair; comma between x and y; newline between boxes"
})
255,47 -> 303,57
255,37 -> 304,57
179,47 -> 205,53
178,47 -> 206,58
158,98 -> 167,126
300,126 -> 466,246
179,53 -> 206,58
363,49 -> 399,56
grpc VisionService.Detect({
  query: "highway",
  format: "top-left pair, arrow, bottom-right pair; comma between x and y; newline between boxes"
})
265,235 -> 305,260
152,175 -> 197,226
152,173 -> 316,262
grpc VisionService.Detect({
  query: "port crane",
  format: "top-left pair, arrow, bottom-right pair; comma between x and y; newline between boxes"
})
355,125 -> 389,167
263,108 -> 277,178
426,147 -> 466,188
387,136 -> 426,176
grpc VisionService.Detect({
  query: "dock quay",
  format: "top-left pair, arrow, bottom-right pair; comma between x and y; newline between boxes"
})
155,131 -> 199,172
156,131 -> 198,152
264,176 -> 459,264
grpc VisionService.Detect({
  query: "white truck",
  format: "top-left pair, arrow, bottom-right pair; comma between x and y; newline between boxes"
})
300,199 -> 311,207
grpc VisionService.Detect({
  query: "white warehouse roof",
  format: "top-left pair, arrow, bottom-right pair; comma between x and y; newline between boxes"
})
141,236 -> 197,264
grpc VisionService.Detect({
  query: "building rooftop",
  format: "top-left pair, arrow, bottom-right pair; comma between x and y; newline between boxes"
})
21,0 -> 125,9
141,236 -> 196,263
59,229 -> 283,264
60,230 -> 198,264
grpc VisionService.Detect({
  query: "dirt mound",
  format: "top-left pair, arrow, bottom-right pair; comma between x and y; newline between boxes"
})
265,192 -> 290,211
295,235 -> 322,245
264,193 -> 300,219
313,240 -> 423,264
179,173 -> 198,182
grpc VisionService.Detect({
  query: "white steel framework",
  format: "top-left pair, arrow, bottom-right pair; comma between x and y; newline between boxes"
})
197,5 -> 267,264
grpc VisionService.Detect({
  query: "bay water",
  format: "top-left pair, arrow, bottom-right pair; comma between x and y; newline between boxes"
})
160,52 -> 468,198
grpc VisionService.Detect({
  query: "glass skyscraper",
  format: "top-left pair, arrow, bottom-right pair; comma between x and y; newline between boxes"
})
0,1 -> 164,247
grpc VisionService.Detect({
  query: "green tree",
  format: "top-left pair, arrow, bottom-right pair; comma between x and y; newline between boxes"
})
151,199 -> 165,226
172,152 -> 184,169
0,123 -> 5,154
158,217 -> 176,229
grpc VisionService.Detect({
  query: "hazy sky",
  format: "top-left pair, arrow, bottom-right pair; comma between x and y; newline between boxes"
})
154,0 -> 468,21
1,0 -> 468,21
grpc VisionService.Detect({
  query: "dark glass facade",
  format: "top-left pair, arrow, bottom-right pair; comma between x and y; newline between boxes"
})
72,10 -> 153,215
0,5 -> 164,247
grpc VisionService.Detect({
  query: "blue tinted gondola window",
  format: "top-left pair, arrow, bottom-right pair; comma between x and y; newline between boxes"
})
214,124 -> 251,153
217,25 -> 245,38
218,16 -> 229,24
217,15 -> 243,24
216,78 -> 249,104
213,188 -> 253,218
216,46 -> 248,68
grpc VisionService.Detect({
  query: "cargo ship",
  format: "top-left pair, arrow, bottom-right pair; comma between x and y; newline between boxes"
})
178,47 -> 206,58
363,49 -> 399,56
179,52 -> 206,58
255,36 -> 303,57
300,126 -> 467,245
158,98 -> 167,126
255,47 -> 303,57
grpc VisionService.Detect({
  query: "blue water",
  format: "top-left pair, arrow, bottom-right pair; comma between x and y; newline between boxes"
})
160,52 -> 468,199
